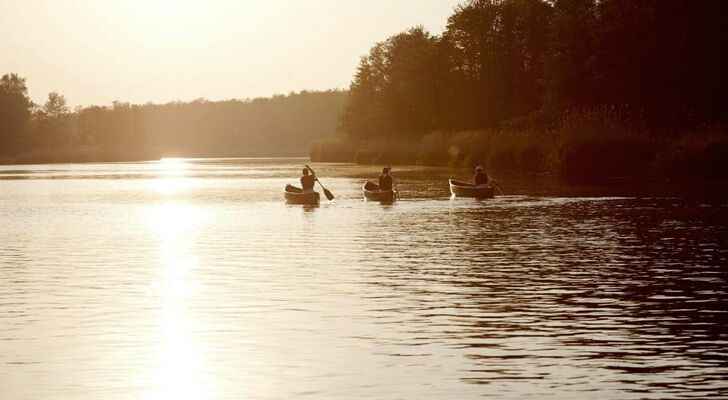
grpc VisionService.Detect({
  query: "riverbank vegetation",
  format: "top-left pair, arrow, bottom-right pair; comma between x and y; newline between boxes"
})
2,0 -> 726,182
0,74 -> 345,164
313,0 -> 727,182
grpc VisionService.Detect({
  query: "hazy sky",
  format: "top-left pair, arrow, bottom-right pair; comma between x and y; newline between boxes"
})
1,0 -> 461,107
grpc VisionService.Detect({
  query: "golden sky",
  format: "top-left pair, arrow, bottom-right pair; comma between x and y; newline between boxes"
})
1,0 -> 460,106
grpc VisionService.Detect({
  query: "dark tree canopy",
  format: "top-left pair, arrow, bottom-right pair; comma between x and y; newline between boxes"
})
0,73 -> 33,154
2,0 -> 726,164
341,27 -> 445,139
341,0 -> 727,140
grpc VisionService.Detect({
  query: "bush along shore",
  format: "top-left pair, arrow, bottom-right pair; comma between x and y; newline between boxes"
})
311,108 -> 728,183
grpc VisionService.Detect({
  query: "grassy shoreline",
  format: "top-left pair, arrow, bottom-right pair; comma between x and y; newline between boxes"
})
311,110 -> 728,184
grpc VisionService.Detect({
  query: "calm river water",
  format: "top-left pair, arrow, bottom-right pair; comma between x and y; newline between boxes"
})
1,158 -> 727,399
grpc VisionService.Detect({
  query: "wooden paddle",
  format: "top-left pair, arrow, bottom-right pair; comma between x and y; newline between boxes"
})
305,164 -> 334,201
492,180 -> 505,195
391,172 -> 400,200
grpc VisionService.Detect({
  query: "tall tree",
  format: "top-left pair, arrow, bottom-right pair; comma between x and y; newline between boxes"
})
444,0 -> 552,127
542,0 -> 599,109
42,92 -> 69,120
33,91 -> 72,147
444,0 -> 501,127
341,27 -> 444,140
0,73 -> 33,154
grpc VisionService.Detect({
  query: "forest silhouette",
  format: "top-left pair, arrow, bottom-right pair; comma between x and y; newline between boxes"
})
0,78 -> 345,163
2,0 -> 727,182
314,0 -> 727,182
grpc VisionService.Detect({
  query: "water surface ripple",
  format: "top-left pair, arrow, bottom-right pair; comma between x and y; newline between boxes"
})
1,158 -> 727,399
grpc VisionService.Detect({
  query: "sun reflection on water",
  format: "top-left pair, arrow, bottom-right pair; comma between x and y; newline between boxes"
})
151,158 -> 192,194
158,158 -> 189,173
146,185 -> 209,399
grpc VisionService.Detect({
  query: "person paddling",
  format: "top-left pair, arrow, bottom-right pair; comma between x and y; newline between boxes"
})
301,167 -> 316,194
474,166 -> 489,187
378,167 -> 395,191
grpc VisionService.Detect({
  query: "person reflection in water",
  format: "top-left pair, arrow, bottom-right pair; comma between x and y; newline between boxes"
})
378,167 -> 395,191
474,166 -> 489,187
301,167 -> 316,193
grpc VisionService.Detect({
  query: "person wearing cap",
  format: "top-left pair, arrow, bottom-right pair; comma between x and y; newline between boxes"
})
474,166 -> 489,187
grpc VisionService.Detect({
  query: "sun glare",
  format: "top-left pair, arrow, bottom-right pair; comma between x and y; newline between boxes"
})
151,158 -> 191,194
145,158 -> 206,399
159,158 -> 189,172
147,201 -> 207,400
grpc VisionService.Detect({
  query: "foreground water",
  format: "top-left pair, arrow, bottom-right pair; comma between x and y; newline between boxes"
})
1,158 -> 727,399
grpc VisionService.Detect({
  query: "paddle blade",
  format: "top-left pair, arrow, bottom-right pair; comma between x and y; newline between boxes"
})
323,187 -> 335,201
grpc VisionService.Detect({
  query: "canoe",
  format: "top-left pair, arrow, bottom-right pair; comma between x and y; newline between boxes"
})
362,181 -> 396,202
284,184 -> 320,205
449,179 -> 495,198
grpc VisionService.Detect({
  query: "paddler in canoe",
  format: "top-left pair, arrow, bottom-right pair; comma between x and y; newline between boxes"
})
301,167 -> 316,193
379,167 -> 396,191
474,166 -> 489,187
303,164 -> 335,200
449,166 -> 502,198
283,164 -> 335,204
283,166 -> 320,205
284,166 -> 328,205
362,167 -> 398,202
473,165 -> 503,195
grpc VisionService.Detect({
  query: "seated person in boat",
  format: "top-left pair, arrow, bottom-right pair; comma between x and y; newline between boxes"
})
378,167 -> 395,191
301,167 -> 316,193
474,166 -> 489,187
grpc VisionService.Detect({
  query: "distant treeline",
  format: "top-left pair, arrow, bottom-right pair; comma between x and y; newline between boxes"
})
314,0 -> 728,182
0,74 -> 346,164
